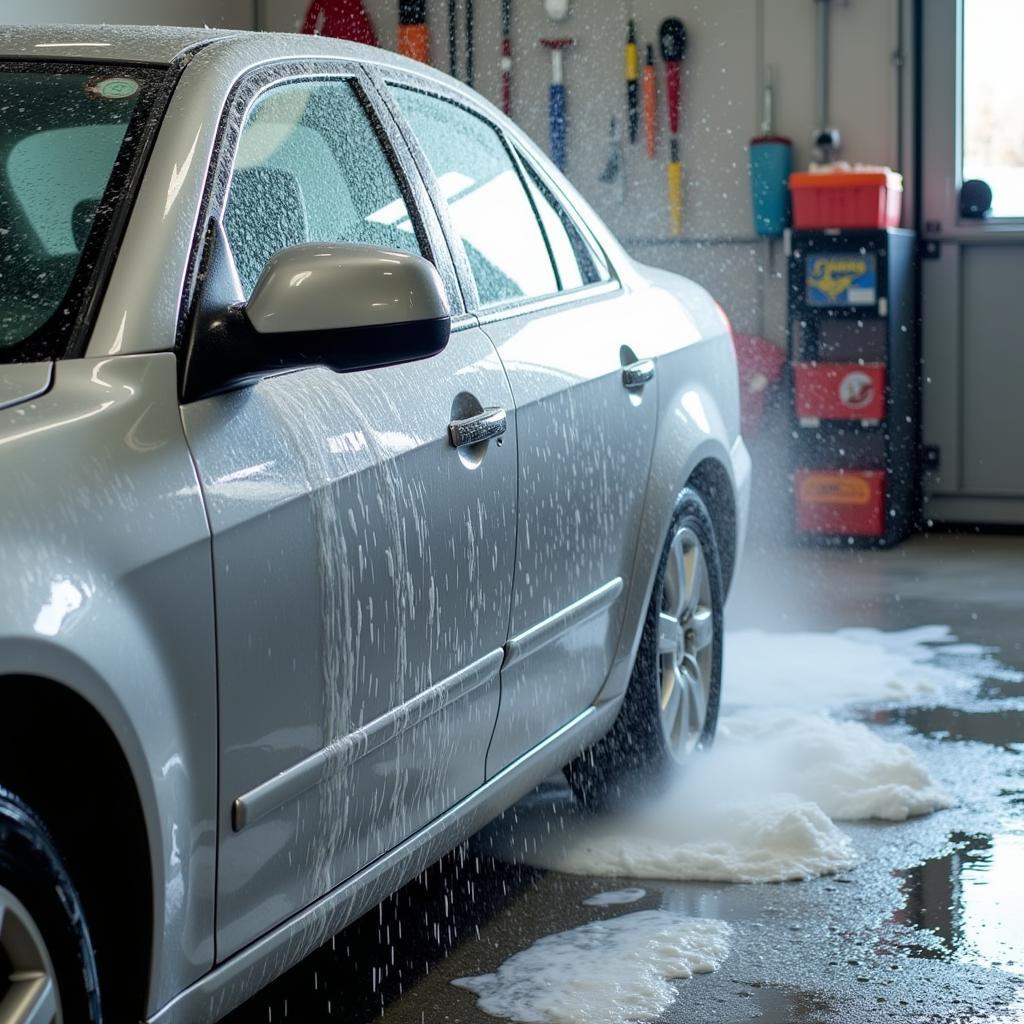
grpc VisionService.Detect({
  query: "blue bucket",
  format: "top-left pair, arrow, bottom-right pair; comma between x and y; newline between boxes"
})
749,135 -> 792,237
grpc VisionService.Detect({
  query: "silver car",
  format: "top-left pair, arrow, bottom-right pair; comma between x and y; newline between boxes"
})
0,24 -> 750,1023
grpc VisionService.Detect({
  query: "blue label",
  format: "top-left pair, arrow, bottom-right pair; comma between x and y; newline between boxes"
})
805,253 -> 878,307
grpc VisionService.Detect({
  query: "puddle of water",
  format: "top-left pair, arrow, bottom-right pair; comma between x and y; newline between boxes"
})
892,831 -> 1024,974
582,887 -> 646,907
877,704 -> 1024,751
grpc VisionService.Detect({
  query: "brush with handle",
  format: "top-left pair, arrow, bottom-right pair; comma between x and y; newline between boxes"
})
398,0 -> 430,64
626,19 -> 638,145
660,17 -> 687,235
540,38 -> 574,172
643,43 -> 657,159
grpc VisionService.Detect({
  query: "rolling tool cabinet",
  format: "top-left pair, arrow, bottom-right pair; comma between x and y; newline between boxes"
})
787,228 -> 918,546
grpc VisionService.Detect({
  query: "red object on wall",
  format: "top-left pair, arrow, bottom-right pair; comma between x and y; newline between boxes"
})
794,362 -> 886,422
794,469 -> 886,537
789,171 -> 902,230
302,0 -> 378,46
732,333 -> 785,439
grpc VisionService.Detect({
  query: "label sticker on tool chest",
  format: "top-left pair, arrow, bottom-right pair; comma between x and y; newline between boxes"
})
805,253 -> 877,307
798,473 -> 872,505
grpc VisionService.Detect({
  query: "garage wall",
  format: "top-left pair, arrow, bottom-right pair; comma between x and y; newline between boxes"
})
263,0 -> 908,344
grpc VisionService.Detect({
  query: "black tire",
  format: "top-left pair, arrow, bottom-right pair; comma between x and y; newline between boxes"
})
566,487 -> 724,809
0,786 -> 102,1022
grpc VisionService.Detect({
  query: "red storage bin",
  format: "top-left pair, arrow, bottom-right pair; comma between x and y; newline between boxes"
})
789,171 -> 902,230
795,469 -> 886,537
794,362 -> 886,422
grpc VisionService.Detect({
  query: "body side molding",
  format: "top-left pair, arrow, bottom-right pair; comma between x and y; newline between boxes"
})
232,648 -> 504,831
502,577 -> 624,669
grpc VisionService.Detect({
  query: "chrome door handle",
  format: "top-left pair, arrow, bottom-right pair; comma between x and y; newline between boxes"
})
622,358 -> 655,389
448,407 -> 507,448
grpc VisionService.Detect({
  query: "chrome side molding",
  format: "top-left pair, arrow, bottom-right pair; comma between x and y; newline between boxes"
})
232,648 -> 504,831
503,577 -> 624,669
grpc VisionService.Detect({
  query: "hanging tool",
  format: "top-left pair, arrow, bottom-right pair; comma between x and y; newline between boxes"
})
301,0 -> 377,45
465,0 -> 475,86
540,38 -> 574,173
643,43 -> 657,159
398,0 -> 430,64
448,0 -> 457,76
660,17 -> 687,235
626,19 -> 639,145
748,66 -> 792,237
501,0 -> 513,115
813,0 -> 841,162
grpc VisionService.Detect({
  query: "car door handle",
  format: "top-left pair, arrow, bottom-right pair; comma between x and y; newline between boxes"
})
622,358 -> 655,389
448,407 -> 507,448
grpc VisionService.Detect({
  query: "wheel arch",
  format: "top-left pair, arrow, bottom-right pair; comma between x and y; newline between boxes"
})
687,455 -> 738,597
0,672 -> 153,1022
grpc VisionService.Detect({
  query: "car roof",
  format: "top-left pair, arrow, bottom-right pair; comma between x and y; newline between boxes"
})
0,23 -> 236,65
0,23 -> 455,80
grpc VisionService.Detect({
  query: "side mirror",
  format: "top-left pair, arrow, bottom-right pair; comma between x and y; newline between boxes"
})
182,221 -> 451,402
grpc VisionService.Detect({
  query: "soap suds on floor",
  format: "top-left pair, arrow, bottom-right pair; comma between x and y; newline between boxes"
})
486,628 -> 979,885
452,910 -> 730,1024
582,887 -> 646,906
717,712 -> 954,821
489,789 -> 857,884
724,625 -> 1021,710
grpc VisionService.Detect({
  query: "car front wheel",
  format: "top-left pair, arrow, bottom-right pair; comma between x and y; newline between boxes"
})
566,486 -> 724,807
0,787 -> 102,1023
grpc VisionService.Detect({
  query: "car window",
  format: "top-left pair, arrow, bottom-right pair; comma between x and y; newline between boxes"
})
517,153 -> 612,288
0,65 -> 161,359
224,78 -> 423,297
390,86 -> 559,307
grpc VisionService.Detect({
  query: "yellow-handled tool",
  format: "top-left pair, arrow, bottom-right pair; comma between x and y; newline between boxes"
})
667,138 -> 683,236
660,18 -> 687,236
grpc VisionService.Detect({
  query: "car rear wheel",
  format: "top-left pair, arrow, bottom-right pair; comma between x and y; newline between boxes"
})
0,787 -> 102,1024
566,487 -> 724,808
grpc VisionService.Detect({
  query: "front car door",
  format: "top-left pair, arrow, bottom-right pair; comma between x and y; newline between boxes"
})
383,79 -> 657,772
179,65 -> 517,957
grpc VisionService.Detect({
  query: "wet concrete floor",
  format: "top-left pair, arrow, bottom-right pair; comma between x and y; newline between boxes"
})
228,534 -> 1024,1023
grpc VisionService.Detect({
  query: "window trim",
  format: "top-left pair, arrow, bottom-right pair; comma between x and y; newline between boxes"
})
377,72 -> 623,321
508,143 -> 616,293
176,59 -> 460,361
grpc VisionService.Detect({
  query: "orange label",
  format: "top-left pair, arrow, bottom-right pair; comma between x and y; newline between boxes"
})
799,474 -> 871,506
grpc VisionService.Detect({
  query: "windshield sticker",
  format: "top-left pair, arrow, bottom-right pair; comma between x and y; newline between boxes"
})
86,77 -> 139,100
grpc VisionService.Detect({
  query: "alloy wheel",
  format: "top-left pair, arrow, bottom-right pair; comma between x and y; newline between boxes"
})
656,525 -> 715,759
0,885 -> 60,1024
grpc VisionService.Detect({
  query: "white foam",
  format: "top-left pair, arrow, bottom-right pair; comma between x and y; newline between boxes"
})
452,910 -> 730,1024
582,887 -> 646,906
718,711 -> 954,821
492,789 -> 856,884
724,625 -> 1020,710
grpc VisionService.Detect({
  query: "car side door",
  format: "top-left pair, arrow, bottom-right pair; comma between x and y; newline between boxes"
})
179,65 -> 517,959
382,79 -> 657,773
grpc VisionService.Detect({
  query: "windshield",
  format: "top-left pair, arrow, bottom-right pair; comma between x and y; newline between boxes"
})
0,62 -> 164,362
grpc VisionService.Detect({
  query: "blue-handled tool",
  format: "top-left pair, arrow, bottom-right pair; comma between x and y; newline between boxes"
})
540,37 -> 574,173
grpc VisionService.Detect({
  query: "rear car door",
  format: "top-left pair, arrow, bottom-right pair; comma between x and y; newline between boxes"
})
179,66 -> 517,957
384,80 -> 657,772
